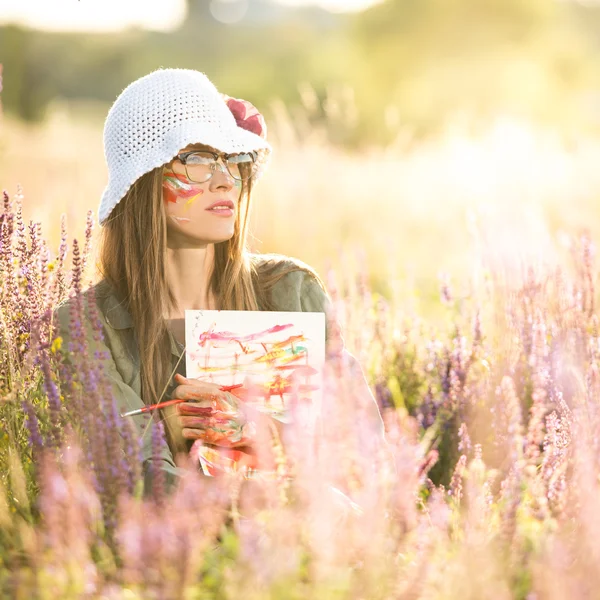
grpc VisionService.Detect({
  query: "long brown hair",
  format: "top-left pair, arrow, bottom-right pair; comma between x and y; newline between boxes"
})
98,163 -> 324,416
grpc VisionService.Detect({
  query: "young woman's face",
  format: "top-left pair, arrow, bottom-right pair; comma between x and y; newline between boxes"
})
163,143 -> 243,246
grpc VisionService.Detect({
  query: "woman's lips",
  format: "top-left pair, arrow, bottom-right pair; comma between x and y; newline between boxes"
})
206,207 -> 234,217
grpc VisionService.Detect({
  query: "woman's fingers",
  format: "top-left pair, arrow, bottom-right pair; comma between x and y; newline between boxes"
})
182,428 -> 238,446
172,384 -> 226,404
172,385 -> 223,402
179,412 -> 238,429
171,374 -> 240,409
182,427 -> 205,440
179,416 -> 210,429
177,403 -> 213,415
181,425 -> 244,446
172,376 -> 248,446
179,411 -> 248,446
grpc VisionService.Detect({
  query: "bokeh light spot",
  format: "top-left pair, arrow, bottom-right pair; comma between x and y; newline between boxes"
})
209,0 -> 249,24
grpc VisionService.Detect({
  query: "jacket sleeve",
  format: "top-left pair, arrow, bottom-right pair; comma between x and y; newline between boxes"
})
298,273 -> 386,439
52,299 -> 184,497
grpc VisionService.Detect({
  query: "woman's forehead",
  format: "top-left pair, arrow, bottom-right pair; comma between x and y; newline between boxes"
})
180,142 -> 219,153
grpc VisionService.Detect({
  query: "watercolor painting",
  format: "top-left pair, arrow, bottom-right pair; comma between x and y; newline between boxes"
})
185,310 -> 326,476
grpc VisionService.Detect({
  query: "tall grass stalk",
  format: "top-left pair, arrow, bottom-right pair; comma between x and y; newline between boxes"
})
1,180 -> 600,597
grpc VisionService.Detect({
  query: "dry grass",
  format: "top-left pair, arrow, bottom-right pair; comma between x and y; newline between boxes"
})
4,101 -> 600,598
2,101 -> 600,318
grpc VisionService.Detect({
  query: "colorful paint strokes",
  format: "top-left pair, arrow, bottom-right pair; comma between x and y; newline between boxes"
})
163,169 -> 205,207
184,309 -> 326,477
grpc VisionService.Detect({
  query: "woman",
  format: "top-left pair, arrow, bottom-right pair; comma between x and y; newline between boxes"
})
54,68 -> 385,494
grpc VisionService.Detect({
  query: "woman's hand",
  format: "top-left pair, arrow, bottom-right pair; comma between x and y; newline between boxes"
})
172,373 -> 257,448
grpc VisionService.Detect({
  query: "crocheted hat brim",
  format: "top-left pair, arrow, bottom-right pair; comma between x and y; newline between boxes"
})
99,122 -> 271,226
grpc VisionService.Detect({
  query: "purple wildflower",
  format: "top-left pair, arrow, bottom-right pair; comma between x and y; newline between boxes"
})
37,341 -> 63,450
150,418 -> 167,506
457,422 -> 472,455
23,399 -> 43,456
439,272 -> 452,304
81,210 -> 94,282
375,381 -> 394,411
51,214 -> 68,306
448,454 -> 467,505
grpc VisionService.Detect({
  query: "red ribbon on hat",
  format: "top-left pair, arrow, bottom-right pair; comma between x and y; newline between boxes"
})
222,94 -> 267,140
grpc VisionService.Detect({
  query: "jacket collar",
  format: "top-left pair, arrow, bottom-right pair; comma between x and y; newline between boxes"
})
101,283 -> 183,359
103,293 -> 134,330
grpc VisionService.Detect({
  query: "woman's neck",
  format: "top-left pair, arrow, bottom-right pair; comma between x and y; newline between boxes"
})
165,244 -> 216,315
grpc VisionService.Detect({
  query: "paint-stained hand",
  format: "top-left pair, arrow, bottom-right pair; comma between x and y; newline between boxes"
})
172,373 -> 257,447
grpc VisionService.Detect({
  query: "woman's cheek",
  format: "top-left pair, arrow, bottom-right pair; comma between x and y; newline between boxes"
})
163,184 -> 190,224
163,181 -> 180,206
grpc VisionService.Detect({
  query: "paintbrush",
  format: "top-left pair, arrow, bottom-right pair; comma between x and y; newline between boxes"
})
120,383 -> 244,417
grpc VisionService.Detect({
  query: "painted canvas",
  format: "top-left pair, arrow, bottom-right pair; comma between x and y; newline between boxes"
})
184,309 -> 326,477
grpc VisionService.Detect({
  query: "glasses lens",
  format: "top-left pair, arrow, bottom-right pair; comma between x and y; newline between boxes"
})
226,153 -> 256,181
184,152 -> 216,183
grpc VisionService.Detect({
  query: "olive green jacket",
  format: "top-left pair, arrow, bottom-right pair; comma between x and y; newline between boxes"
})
53,254 -> 384,491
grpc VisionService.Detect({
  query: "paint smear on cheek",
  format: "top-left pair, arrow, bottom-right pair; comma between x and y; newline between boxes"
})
164,170 -> 195,192
163,171 -> 206,216
184,190 -> 204,210
163,178 -> 181,205
163,170 -> 205,207
170,215 -> 192,225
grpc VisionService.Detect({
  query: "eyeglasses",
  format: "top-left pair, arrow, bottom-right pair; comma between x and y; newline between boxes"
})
174,150 -> 257,183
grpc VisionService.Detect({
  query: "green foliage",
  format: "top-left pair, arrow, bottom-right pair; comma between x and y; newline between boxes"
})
197,525 -> 240,598
2,0 -> 600,141
350,0 -> 599,140
386,344 -> 424,415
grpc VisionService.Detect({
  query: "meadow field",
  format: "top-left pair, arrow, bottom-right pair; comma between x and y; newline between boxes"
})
2,103 -> 600,598
4,101 -> 600,306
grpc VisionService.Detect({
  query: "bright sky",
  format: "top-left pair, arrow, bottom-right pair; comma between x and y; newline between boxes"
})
275,0 -> 380,12
0,0 -> 381,32
0,0 -> 187,32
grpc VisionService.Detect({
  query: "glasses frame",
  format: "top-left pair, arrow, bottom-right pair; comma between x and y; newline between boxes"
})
174,150 -> 257,183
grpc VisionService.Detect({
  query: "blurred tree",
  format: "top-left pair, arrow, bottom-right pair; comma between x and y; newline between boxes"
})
350,0 -> 600,141
1,0 -> 600,143
0,26 -> 56,121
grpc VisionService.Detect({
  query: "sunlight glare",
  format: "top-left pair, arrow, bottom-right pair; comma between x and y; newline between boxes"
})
275,0 -> 382,12
0,0 -> 186,32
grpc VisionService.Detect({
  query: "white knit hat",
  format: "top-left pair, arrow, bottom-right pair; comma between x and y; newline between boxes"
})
98,68 -> 272,226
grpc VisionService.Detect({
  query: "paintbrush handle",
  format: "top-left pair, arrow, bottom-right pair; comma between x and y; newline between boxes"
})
120,384 -> 245,417
120,398 -> 187,417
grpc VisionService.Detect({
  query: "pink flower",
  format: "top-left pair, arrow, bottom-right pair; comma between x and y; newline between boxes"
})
222,94 -> 268,140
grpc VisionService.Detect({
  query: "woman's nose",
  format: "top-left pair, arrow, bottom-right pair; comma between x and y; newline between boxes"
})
209,161 -> 234,190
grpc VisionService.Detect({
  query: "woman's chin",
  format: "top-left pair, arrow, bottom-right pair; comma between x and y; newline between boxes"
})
167,220 -> 235,244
